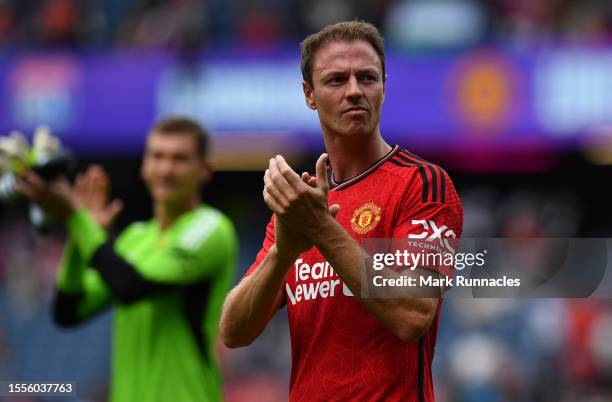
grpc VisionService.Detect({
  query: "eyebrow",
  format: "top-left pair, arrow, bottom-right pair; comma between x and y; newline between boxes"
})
319,66 -> 380,80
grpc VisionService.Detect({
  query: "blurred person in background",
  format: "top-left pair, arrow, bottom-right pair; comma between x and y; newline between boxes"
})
220,21 -> 463,401
15,116 -> 238,402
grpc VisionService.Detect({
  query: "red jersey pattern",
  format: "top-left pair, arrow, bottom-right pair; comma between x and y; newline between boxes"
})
246,145 -> 463,402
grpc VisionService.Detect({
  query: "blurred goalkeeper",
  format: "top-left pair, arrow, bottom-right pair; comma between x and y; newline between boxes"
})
16,117 -> 237,402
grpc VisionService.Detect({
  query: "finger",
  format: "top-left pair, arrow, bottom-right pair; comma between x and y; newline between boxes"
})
74,173 -> 85,193
301,172 -> 318,188
16,173 -> 50,204
275,155 -> 302,187
15,176 -> 35,198
84,165 -> 96,181
86,163 -> 104,181
90,165 -> 108,186
91,166 -> 108,186
75,173 -> 94,205
264,169 -> 288,206
88,164 -> 105,176
54,177 -> 72,193
97,176 -> 109,202
89,165 -> 108,194
19,171 -> 48,197
87,167 -> 109,205
108,199 -> 124,219
315,153 -> 329,192
24,170 -> 46,188
81,168 -> 96,197
262,187 -> 284,214
329,203 -> 341,218
268,158 -> 295,201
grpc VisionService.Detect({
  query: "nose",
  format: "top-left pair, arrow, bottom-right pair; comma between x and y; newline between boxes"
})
345,75 -> 363,102
157,159 -> 175,177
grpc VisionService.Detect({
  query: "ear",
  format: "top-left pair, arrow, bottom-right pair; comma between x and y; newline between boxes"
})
302,81 -> 317,110
381,74 -> 387,104
199,160 -> 213,185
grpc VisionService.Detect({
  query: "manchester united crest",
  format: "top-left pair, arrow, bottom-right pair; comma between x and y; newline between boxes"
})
351,202 -> 382,234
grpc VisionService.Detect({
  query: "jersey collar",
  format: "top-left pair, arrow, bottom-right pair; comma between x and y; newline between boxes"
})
326,145 -> 399,191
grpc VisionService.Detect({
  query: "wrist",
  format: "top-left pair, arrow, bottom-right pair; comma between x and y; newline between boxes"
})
306,213 -> 339,247
61,199 -> 78,222
67,208 -> 107,262
270,244 -> 298,269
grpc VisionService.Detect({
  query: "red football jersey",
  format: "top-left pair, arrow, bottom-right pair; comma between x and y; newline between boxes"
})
246,145 -> 463,402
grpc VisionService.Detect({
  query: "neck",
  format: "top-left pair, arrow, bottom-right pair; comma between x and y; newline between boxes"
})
322,128 -> 391,182
154,195 -> 199,230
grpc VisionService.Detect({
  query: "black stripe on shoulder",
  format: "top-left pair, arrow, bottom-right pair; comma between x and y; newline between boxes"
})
398,149 -> 445,203
427,164 -> 437,203
394,152 -> 433,202
389,156 -> 416,167
402,149 -> 426,162
436,165 -> 446,202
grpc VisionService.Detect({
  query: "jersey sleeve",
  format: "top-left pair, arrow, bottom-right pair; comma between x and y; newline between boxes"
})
244,214 -> 276,277
67,207 -> 238,304
392,168 -> 463,278
115,210 -> 238,284
53,240 -> 112,326
66,208 -> 108,262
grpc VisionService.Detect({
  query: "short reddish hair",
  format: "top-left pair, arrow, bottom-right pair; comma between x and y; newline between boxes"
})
300,20 -> 386,87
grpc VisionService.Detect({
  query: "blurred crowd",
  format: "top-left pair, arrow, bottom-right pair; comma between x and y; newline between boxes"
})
0,0 -> 611,50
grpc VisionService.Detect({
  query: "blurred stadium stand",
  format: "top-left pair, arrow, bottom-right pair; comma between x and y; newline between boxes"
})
1,1 -> 612,402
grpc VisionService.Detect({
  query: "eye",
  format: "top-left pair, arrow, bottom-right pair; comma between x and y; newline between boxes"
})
360,74 -> 378,83
148,151 -> 162,160
327,75 -> 344,85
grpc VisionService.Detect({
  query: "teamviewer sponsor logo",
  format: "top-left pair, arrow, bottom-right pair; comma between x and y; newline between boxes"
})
285,259 -> 353,305
408,219 -> 456,253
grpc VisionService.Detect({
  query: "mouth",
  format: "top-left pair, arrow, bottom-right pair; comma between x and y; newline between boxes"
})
155,182 -> 178,190
342,106 -> 368,115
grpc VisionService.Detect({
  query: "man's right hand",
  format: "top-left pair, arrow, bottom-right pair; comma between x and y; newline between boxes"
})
74,165 -> 123,229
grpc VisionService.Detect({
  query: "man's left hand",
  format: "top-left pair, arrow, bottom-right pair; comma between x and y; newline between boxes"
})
74,165 -> 123,229
15,171 -> 77,222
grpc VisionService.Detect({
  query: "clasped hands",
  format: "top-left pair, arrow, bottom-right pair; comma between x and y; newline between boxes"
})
263,153 -> 340,259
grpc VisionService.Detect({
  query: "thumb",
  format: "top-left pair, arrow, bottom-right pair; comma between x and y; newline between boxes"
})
56,177 -> 71,192
108,199 -> 124,219
315,153 -> 329,192
329,204 -> 341,218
